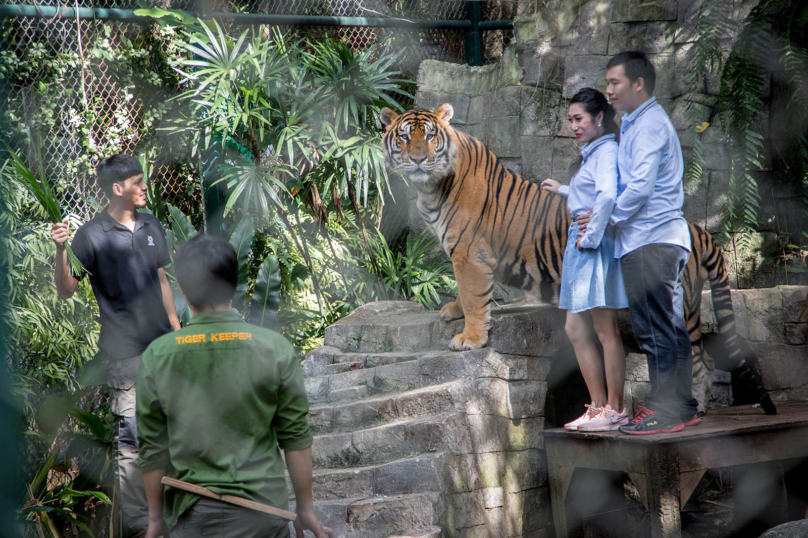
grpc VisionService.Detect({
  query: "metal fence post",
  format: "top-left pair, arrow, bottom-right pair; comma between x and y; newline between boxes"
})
463,1 -> 482,66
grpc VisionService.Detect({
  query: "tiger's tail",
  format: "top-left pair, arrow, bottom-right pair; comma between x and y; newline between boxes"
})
700,229 -> 777,415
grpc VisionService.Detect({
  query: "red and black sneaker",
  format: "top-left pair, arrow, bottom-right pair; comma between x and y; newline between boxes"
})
680,413 -> 703,428
618,405 -> 688,435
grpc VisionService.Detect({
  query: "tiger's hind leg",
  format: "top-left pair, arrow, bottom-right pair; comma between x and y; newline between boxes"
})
447,249 -> 495,351
440,295 -> 465,321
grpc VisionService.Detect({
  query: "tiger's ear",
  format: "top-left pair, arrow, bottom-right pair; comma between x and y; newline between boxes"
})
380,108 -> 398,129
435,103 -> 454,123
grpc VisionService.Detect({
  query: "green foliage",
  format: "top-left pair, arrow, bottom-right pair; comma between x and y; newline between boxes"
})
20,391 -> 112,538
249,254 -> 281,329
160,204 -> 281,329
687,0 -> 808,268
0,18 -> 190,210
1,179 -> 99,411
159,15 -> 410,221
365,230 -> 457,310
6,147 -> 88,276
1,168 -> 108,537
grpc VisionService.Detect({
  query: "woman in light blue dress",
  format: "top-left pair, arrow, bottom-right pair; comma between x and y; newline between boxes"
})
541,88 -> 629,432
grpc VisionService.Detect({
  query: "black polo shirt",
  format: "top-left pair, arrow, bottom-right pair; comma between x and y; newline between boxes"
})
71,210 -> 173,360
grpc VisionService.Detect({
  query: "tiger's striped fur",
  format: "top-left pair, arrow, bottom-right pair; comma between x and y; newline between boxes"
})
380,104 -> 570,350
683,223 -> 775,414
380,104 -> 774,414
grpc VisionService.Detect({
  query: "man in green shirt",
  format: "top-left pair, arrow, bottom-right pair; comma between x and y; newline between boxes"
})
136,234 -> 333,538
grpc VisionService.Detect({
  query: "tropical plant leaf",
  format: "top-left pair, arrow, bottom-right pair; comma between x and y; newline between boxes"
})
36,393 -> 78,435
249,254 -> 281,329
167,204 -> 198,245
228,215 -> 255,310
70,407 -> 109,441
5,149 -> 90,276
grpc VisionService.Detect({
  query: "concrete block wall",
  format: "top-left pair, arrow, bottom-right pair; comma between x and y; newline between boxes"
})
409,0 -> 808,288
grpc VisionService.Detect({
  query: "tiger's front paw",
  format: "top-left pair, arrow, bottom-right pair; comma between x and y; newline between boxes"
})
440,301 -> 464,321
448,331 -> 488,351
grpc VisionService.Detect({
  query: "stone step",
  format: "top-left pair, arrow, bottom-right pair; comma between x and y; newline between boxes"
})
312,413 -> 473,469
288,453 -> 448,501
387,526 -> 442,538
305,347 -> 552,405
297,493 -> 443,538
322,300 -> 566,357
323,301 -> 462,354
308,380 -> 463,435
312,409 -> 545,470
304,346 -> 427,378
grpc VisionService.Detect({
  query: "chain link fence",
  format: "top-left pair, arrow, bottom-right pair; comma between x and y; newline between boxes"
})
2,1 -> 530,220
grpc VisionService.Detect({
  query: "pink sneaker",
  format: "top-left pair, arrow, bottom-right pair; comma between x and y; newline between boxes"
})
564,403 -> 602,431
578,405 -> 629,432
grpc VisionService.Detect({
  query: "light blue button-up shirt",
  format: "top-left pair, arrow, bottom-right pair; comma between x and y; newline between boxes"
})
558,134 -> 618,249
609,97 -> 690,258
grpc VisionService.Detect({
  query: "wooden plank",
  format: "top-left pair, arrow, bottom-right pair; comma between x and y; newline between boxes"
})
627,472 -> 648,509
645,445 -> 682,538
677,427 -> 808,471
161,477 -> 297,520
548,465 -> 576,538
542,402 -> 808,444
678,470 -> 706,507
544,437 -> 648,474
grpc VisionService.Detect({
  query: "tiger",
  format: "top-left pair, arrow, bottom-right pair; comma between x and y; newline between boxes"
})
381,103 -> 570,350
380,103 -> 776,415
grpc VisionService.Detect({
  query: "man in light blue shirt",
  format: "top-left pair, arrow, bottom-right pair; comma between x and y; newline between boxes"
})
582,51 -> 701,434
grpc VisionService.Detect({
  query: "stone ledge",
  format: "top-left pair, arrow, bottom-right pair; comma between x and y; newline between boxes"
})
418,52 -> 521,97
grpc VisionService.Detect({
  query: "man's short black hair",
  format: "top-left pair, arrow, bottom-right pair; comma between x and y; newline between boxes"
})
96,154 -> 143,196
175,235 -> 238,310
607,51 -> 656,96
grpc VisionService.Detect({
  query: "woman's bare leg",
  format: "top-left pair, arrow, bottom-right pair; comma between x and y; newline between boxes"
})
565,311 -> 607,407
590,308 -> 626,411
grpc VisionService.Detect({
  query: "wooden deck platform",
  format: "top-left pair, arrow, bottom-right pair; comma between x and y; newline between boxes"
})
542,402 -> 808,538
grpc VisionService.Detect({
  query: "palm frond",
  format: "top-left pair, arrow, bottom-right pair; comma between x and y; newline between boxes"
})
5,148 -> 89,276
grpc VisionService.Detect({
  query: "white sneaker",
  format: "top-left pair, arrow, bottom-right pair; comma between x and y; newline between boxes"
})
578,405 -> 629,432
564,403 -> 602,431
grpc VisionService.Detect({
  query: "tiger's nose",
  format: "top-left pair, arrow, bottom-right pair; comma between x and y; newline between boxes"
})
409,155 -> 427,165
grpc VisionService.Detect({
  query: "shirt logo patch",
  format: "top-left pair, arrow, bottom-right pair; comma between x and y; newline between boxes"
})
148,236 -> 155,246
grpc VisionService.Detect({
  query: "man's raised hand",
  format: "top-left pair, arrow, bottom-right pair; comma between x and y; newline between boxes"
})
51,221 -> 70,249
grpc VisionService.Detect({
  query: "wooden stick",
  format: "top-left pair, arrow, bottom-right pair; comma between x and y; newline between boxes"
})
161,476 -> 297,521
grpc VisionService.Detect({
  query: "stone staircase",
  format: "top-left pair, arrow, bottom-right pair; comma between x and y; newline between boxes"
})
292,301 -> 566,538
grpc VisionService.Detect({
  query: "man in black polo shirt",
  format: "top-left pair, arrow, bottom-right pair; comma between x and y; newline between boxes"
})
51,154 -> 181,537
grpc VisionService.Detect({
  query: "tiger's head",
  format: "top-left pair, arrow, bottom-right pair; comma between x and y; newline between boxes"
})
380,104 -> 457,185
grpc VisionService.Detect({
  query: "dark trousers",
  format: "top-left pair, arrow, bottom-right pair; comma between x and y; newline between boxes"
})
171,498 -> 292,538
621,244 -> 699,419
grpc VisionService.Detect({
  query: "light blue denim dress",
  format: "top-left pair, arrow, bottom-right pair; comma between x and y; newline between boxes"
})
557,134 -> 628,313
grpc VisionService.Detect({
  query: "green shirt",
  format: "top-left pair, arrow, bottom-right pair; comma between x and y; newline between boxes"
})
136,311 -> 312,528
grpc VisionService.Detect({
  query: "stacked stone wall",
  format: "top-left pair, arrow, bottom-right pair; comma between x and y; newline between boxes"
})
302,287 -> 807,536
410,0 -> 808,288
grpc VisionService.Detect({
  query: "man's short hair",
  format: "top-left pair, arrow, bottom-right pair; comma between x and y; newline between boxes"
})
607,51 -> 656,96
175,235 -> 238,309
96,154 -> 143,196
